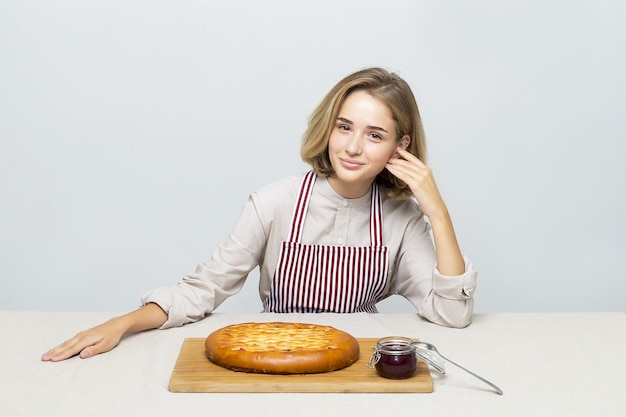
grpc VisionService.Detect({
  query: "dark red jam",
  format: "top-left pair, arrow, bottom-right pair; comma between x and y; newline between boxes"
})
371,337 -> 417,379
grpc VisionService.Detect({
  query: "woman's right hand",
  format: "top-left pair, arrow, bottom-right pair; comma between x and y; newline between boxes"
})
41,303 -> 168,362
41,318 -> 126,362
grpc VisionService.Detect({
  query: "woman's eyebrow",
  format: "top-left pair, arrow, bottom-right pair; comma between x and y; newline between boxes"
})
337,117 -> 353,125
337,117 -> 389,133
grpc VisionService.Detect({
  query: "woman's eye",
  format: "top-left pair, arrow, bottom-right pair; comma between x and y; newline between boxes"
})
337,124 -> 350,131
368,133 -> 382,141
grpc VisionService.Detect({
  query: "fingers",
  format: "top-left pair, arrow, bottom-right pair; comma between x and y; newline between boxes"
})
386,150 -> 431,186
386,149 -> 446,218
79,341 -> 110,359
41,330 -> 113,362
387,149 -> 426,174
41,334 -> 98,362
391,148 -> 426,167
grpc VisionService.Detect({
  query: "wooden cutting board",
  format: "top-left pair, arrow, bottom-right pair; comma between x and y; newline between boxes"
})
168,338 -> 433,393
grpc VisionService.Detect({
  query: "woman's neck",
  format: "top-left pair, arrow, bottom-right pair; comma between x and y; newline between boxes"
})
327,176 -> 372,199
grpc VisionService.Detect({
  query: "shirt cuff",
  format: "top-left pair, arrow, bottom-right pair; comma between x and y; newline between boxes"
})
432,255 -> 477,300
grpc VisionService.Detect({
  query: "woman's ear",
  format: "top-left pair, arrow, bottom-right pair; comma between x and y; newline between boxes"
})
391,135 -> 411,159
399,135 -> 411,151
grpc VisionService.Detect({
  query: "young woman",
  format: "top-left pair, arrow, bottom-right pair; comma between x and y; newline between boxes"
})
42,67 -> 477,362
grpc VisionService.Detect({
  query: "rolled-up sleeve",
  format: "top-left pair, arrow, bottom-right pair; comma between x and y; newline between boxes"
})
432,256 -> 477,300
398,255 -> 477,329
422,256 -> 478,328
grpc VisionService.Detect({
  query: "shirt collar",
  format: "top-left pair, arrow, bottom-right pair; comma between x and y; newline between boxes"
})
316,176 -> 372,208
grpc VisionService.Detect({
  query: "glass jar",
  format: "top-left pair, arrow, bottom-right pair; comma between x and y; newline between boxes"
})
367,336 -> 418,379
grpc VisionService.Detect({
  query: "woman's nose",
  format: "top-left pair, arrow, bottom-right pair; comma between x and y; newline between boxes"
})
346,135 -> 362,155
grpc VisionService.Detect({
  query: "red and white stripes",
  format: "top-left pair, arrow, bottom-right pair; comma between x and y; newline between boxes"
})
264,172 -> 389,313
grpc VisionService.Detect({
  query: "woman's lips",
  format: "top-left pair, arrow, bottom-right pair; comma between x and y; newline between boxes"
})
339,158 -> 363,170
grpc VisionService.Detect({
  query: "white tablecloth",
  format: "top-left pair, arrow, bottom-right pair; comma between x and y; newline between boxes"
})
1,311 -> 624,417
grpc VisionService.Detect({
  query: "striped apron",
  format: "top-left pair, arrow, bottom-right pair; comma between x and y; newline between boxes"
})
263,171 -> 389,313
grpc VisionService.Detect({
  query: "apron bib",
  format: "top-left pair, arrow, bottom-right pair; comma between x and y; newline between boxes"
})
263,171 -> 389,313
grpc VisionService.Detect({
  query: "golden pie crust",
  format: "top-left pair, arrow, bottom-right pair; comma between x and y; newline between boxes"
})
205,322 -> 360,374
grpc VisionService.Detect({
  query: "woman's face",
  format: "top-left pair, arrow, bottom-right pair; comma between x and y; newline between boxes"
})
327,90 -> 401,198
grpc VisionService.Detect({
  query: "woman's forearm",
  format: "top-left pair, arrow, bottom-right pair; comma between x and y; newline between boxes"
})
116,302 -> 168,333
428,209 -> 465,276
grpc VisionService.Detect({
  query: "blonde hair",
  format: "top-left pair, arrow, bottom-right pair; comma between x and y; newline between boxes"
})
300,67 -> 426,199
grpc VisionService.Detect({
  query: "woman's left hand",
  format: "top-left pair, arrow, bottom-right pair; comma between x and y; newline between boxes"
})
385,149 -> 447,220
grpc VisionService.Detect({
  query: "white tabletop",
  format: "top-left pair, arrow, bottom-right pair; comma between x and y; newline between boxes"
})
1,311 -> 624,417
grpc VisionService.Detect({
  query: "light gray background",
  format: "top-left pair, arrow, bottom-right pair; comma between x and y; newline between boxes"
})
1,0 -> 624,314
